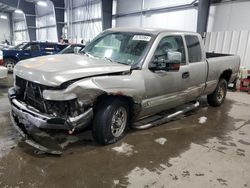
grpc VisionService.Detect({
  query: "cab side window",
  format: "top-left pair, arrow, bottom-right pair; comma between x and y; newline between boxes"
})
25,43 -> 40,51
152,36 -> 186,66
185,35 -> 202,63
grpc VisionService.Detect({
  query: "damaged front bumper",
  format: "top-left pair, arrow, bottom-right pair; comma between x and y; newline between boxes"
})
8,87 -> 93,154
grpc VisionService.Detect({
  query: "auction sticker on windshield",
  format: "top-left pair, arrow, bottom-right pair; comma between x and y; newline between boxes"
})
132,35 -> 151,41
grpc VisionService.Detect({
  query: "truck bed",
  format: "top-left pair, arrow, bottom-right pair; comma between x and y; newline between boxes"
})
203,52 -> 240,95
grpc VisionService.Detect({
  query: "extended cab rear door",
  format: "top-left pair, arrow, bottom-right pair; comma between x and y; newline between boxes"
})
183,34 -> 207,102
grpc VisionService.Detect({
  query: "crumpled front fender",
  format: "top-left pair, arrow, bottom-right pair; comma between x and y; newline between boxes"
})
43,71 -> 145,105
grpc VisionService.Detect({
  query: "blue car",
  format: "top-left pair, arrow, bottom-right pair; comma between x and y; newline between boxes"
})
3,42 -> 68,72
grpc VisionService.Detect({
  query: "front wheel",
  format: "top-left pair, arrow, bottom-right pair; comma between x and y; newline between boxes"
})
207,79 -> 227,107
92,97 -> 129,145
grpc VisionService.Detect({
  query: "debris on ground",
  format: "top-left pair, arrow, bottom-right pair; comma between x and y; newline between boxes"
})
154,138 -> 167,145
112,142 -> 135,156
113,179 -> 119,186
198,116 -> 207,124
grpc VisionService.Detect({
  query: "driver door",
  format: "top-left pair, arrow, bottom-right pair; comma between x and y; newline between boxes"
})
22,43 -> 41,59
141,35 -> 189,117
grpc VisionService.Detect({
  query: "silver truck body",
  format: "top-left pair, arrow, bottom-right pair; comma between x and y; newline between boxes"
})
8,28 -> 240,153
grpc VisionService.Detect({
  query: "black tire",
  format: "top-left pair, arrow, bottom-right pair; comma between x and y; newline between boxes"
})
207,79 -> 227,107
4,58 -> 16,73
92,97 -> 130,145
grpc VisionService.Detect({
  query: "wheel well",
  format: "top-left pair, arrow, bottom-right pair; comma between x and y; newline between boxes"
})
94,94 -> 139,120
220,69 -> 232,82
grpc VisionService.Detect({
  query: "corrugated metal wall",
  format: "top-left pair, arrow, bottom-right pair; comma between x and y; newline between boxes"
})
0,13 -> 11,42
205,31 -> 250,70
12,12 -> 29,45
36,0 -> 58,42
115,0 -> 197,31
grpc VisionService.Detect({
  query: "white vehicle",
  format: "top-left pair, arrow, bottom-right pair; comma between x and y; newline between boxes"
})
0,66 -> 7,79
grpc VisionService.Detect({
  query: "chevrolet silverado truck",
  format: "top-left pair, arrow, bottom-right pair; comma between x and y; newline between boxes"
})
8,28 -> 240,154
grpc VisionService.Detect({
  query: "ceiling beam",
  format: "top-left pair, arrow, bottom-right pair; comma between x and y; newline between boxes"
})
101,0 -> 113,30
196,0 -> 211,37
51,0 -> 65,41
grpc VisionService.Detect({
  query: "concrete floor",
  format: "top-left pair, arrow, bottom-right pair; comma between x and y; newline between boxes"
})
0,75 -> 250,188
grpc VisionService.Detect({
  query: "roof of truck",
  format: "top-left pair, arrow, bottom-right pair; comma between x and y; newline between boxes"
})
106,27 -> 198,35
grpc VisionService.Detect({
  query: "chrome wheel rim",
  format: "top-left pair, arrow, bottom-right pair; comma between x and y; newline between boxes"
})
111,107 -> 127,137
217,85 -> 225,103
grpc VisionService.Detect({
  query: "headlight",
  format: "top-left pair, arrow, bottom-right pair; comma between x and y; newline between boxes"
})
43,90 -> 77,101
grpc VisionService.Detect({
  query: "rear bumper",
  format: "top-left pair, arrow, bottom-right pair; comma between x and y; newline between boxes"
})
8,87 -> 93,154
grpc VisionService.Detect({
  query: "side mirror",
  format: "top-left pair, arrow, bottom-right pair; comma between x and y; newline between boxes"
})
150,51 -> 181,72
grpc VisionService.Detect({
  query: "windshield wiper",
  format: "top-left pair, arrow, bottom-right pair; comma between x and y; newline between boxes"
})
80,50 -> 90,57
116,61 -> 129,66
104,57 -> 114,63
104,57 -> 129,66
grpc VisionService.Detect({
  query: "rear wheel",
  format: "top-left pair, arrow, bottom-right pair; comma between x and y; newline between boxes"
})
5,58 -> 16,72
207,79 -> 227,107
92,97 -> 129,145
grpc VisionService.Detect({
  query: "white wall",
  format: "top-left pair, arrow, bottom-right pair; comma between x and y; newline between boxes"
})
115,0 -> 197,31
206,1 -> 250,70
66,0 -> 102,44
36,14 -> 58,42
36,0 -> 58,42
205,31 -> 250,70
0,13 -> 11,42
207,1 -> 250,32
115,0 -> 250,32
13,12 -> 29,45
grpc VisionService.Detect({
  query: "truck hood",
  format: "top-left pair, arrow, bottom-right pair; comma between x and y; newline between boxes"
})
14,54 -> 131,86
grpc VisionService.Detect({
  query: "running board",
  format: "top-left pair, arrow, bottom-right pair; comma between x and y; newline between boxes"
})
132,101 -> 200,130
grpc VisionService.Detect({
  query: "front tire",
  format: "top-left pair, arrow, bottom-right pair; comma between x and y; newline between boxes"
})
92,97 -> 129,145
207,79 -> 227,107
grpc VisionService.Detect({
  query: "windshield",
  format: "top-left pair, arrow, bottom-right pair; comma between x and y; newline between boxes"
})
82,32 -> 152,65
13,42 -> 28,50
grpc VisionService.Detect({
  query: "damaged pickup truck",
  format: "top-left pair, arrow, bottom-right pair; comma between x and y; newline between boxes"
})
9,28 -> 240,154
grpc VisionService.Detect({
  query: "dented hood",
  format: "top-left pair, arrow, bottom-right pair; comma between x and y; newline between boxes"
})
14,54 -> 131,86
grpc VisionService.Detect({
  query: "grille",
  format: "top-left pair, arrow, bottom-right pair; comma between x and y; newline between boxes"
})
15,76 -> 27,92
15,76 -> 47,113
15,76 -> 80,117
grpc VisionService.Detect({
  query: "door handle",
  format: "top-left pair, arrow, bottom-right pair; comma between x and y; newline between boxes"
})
182,72 -> 190,79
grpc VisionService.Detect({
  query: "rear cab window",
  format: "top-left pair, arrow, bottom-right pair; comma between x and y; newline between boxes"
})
43,43 -> 56,54
184,35 -> 202,63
